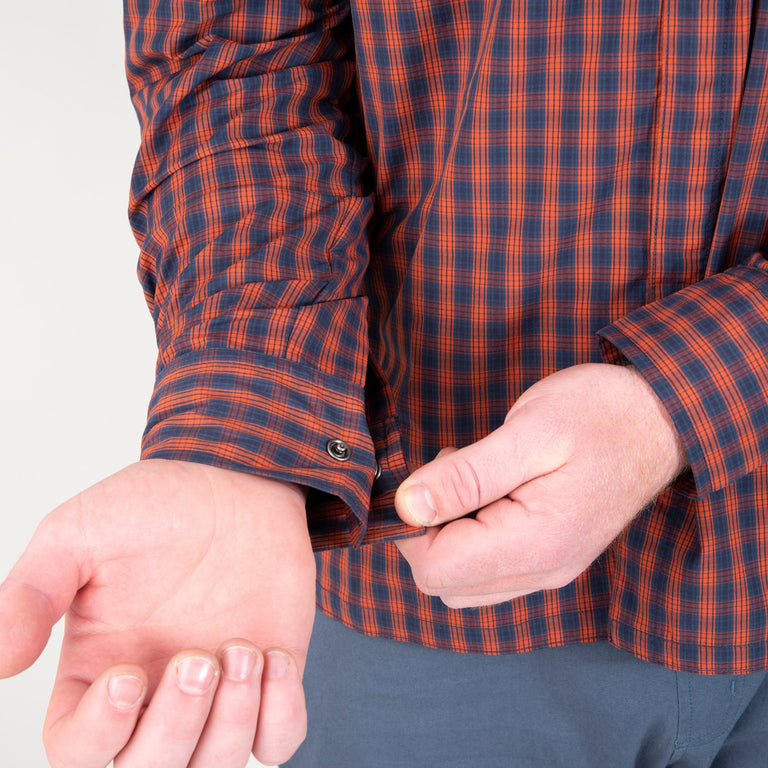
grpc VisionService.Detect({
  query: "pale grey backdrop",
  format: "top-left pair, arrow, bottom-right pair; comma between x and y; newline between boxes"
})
1,1 -> 269,765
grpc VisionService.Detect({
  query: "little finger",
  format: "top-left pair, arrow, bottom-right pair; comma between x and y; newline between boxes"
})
252,649 -> 307,767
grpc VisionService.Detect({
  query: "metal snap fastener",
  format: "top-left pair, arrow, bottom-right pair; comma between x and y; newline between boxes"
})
326,438 -> 352,462
373,462 -> 382,482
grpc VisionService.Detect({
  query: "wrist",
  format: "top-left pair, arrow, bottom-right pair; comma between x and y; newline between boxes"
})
625,365 -> 690,483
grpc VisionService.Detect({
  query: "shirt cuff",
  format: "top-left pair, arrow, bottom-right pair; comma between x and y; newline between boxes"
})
140,347 -> 377,547
598,252 -> 768,497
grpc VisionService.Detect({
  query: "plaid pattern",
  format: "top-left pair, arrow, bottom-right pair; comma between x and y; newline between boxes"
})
125,0 -> 768,673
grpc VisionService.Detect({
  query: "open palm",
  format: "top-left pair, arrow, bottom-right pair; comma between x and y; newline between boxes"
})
0,459 -> 315,768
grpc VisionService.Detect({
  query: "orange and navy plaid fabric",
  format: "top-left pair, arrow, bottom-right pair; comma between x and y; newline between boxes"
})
125,0 -> 768,674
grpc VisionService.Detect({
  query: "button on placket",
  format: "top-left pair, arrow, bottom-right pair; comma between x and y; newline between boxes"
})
326,438 -> 352,462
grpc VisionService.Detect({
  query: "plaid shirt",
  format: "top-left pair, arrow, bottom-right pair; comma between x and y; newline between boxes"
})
125,0 -> 768,674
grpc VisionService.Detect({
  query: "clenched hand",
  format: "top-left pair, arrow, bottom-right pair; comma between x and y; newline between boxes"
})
395,364 -> 689,608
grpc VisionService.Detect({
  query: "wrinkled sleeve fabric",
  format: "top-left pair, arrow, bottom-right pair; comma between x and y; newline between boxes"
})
600,13 -> 768,501
124,0 -> 376,545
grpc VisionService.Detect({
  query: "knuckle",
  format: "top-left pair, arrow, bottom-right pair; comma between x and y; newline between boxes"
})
263,695 -> 306,729
410,564 -> 441,596
533,540 -> 573,577
407,554 -> 452,597
443,455 -> 483,511
543,565 -> 582,592
530,535 -> 586,589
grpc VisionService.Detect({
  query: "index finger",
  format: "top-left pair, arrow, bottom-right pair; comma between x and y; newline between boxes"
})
43,664 -> 147,768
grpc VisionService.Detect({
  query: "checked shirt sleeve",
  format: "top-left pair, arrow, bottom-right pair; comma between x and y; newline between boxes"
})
600,252 -> 768,497
599,10 -> 768,501
124,0 -> 376,545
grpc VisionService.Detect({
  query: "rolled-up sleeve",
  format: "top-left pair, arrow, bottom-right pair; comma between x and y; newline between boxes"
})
599,251 -> 768,497
124,0 -> 376,545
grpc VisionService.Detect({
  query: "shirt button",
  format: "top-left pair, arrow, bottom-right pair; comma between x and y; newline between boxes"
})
326,438 -> 352,462
373,462 -> 382,482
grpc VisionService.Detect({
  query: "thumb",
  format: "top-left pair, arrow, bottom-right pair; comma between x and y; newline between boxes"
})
0,510 -> 85,678
395,403 -> 569,527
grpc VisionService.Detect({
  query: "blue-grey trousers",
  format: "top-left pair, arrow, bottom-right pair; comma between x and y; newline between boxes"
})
285,611 -> 768,767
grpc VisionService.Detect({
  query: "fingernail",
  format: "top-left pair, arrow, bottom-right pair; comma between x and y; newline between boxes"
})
405,484 -> 437,525
107,674 -> 145,711
264,650 -> 290,680
221,645 -> 257,682
175,656 -> 217,695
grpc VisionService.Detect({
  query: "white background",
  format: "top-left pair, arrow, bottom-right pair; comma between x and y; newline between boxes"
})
1,1 -> 269,765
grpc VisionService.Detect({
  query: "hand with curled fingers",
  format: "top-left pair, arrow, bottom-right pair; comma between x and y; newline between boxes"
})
394,364 -> 689,609
0,459 -> 315,768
